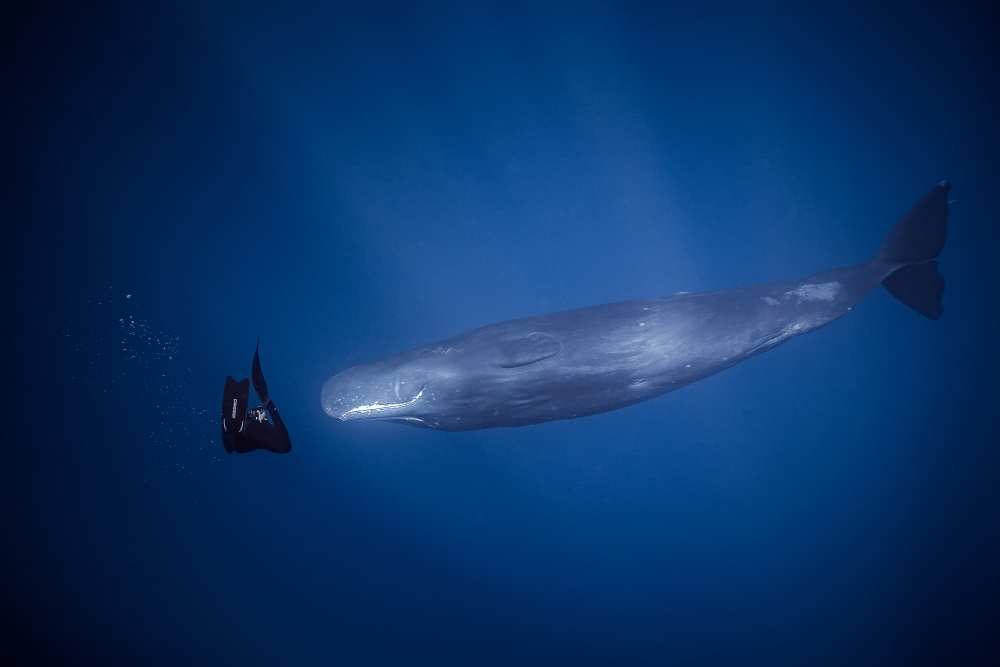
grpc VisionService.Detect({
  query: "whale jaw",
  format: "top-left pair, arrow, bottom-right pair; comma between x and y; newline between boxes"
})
335,387 -> 426,422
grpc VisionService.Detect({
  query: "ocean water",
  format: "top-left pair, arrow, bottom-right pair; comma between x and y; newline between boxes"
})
14,3 -> 999,664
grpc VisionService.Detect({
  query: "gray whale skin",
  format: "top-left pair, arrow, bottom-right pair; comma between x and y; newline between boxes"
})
323,183 -> 950,431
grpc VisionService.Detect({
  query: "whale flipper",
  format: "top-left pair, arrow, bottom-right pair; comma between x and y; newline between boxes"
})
878,181 -> 950,319
497,332 -> 561,368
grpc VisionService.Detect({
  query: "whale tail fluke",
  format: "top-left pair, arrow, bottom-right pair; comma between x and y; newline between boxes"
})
877,181 -> 950,319
882,261 -> 945,319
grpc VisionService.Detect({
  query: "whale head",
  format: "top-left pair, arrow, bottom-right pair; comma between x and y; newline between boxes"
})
322,328 -> 564,431
321,346 -> 464,428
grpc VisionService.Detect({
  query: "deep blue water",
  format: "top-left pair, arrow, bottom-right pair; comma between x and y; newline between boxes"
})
14,3 -> 999,664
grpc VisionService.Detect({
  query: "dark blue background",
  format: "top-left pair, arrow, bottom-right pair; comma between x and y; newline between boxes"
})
14,2 -> 999,664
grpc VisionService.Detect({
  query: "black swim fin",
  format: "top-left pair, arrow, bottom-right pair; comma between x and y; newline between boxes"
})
222,376 -> 250,436
252,339 -> 269,401
877,181 -> 950,319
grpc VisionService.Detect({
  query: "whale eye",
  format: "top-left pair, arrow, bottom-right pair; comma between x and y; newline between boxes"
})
392,377 -> 424,402
497,332 -> 561,368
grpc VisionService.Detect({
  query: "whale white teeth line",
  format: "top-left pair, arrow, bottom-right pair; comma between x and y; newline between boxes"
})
340,387 -> 426,420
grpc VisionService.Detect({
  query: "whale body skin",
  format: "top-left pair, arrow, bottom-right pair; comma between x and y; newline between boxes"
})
322,183 -> 949,431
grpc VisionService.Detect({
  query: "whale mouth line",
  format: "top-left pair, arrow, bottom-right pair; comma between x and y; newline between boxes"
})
376,416 -> 427,425
339,386 -> 425,421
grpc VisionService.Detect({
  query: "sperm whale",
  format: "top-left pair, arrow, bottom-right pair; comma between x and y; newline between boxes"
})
322,182 -> 950,431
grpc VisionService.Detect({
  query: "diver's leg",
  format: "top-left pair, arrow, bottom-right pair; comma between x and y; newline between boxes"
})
235,411 -> 291,454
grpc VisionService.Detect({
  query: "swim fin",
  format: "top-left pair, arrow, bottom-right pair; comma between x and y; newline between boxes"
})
222,376 -> 250,436
252,340 -> 270,402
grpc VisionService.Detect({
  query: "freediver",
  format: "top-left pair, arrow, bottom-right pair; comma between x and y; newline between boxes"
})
221,342 -> 291,454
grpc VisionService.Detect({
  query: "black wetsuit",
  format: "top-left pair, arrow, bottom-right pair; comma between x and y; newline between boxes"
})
221,344 -> 291,454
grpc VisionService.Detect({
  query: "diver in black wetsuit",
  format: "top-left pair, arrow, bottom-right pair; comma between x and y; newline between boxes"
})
222,342 -> 291,454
